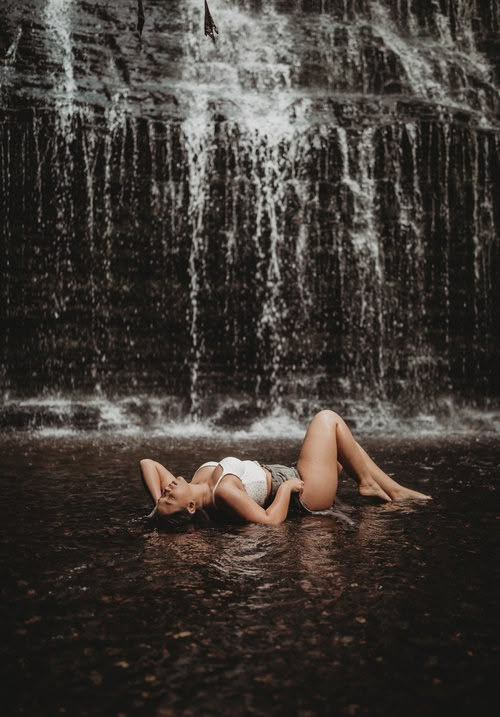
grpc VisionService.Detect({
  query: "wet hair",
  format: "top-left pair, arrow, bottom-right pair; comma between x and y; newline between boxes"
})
145,502 -> 211,532
156,507 -> 195,532
141,467 -> 212,531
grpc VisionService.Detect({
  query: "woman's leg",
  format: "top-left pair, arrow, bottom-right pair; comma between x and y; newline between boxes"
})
298,411 -> 431,506
353,443 -> 431,500
297,410 -> 392,510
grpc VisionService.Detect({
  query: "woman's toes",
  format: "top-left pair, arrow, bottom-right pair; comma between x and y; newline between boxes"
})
393,488 -> 432,501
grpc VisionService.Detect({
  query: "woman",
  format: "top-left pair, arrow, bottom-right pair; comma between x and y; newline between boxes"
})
140,410 -> 431,528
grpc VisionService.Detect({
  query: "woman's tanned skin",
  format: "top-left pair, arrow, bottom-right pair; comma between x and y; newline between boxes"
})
140,410 -> 431,526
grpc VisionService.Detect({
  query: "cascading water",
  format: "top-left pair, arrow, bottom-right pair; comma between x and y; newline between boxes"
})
0,0 -> 498,434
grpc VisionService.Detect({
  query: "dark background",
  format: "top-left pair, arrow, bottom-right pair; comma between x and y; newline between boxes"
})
0,0 -> 499,428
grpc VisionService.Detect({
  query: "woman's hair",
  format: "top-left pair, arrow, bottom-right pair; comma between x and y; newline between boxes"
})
145,500 -> 211,532
155,507 -> 195,531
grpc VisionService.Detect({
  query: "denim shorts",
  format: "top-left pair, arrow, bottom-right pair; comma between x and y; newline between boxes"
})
262,463 -> 332,516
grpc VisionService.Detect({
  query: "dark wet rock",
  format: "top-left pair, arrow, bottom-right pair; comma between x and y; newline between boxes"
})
137,0 -> 145,38
0,0 -> 499,423
204,1 -> 218,44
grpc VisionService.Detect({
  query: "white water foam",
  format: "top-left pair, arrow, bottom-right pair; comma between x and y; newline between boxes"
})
180,0 -> 306,141
45,0 -> 77,120
3,395 -> 499,440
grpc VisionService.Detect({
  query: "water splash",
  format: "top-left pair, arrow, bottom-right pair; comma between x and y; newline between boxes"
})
44,0 -> 77,123
2,393 -> 499,439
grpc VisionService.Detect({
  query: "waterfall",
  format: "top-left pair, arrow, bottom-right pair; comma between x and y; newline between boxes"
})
0,0 -> 498,433
44,0 -> 76,125
0,26 -> 22,91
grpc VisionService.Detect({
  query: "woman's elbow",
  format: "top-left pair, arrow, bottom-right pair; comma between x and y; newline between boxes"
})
262,512 -> 285,526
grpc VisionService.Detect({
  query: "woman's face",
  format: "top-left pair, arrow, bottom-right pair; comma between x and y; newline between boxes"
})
157,475 -> 194,516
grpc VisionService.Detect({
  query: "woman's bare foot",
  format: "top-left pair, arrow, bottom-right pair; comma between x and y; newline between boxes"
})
358,480 -> 392,502
391,486 -> 432,501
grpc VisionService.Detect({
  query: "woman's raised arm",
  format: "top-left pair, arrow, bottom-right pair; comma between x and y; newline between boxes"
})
140,459 -> 176,504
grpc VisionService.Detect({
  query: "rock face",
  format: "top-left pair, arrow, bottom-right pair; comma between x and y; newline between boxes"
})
0,0 -> 499,425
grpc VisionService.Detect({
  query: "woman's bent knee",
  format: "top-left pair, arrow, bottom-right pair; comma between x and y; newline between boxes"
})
315,409 -> 342,426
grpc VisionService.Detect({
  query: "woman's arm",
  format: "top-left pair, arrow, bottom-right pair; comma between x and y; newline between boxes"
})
217,478 -> 303,525
140,459 -> 176,503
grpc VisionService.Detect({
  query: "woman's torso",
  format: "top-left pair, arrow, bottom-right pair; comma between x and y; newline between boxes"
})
192,457 -> 272,507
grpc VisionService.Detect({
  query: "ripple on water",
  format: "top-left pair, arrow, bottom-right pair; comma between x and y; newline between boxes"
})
1,434 -> 498,716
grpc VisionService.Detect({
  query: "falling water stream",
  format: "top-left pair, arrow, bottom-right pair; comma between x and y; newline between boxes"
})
0,0 -> 498,433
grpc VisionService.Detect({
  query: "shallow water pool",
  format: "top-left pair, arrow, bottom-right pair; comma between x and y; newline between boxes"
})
1,432 -> 498,716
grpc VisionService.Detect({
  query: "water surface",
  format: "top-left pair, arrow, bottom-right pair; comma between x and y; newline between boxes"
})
2,431 -> 498,716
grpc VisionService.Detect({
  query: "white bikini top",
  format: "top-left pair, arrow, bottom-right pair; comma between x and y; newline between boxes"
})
193,457 -> 268,507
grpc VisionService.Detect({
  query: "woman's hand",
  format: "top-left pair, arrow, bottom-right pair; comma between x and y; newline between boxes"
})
288,478 -> 304,493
